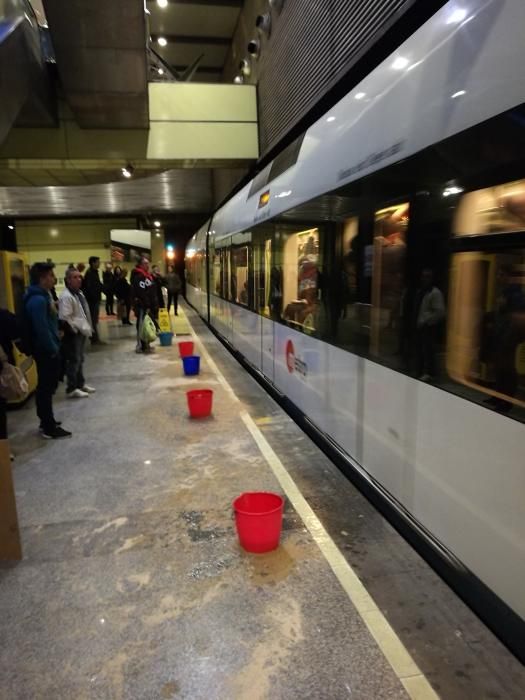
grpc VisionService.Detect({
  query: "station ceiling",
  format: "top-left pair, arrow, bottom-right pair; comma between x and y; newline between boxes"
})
0,169 -> 214,218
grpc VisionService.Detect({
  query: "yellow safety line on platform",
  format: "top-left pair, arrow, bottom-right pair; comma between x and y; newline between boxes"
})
186,310 -> 439,700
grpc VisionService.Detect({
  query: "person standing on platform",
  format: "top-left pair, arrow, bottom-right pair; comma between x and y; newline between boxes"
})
103,263 -> 116,316
24,263 -> 71,439
59,268 -> 96,399
114,266 -> 133,325
0,308 -> 20,458
132,257 -> 158,353
152,265 -> 166,310
83,256 -> 103,343
166,264 -> 182,315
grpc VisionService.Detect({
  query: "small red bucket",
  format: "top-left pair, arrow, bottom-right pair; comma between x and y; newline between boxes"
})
186,389 -> 213,418
179,341 -> 194,358
233,492 -> 284,553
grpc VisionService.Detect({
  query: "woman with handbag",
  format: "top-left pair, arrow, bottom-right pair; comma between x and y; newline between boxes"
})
0,308 -> 27,459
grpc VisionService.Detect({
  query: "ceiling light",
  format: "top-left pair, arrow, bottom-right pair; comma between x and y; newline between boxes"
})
443,185 -> 464,197
8,225 -> 14,230
121,165 -> 134,178
446,8 -> 468,24
326,116 -> 336,123
391,56 -> 409,70
275,190 -> 292,198
247,38 -> 260,57
50,228 -> 58,237
354,92 -> 366,100
157,0 -> 168,7
451,90 -> 466,99
154,220 -> 161,227
158,68 -> 164,75
156,232 -> 161,238
158,37 -> 167,47
233,75 -> 244,85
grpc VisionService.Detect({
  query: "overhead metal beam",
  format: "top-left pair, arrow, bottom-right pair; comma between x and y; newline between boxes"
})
151,34 -> 231,46
147,0 -> 242,7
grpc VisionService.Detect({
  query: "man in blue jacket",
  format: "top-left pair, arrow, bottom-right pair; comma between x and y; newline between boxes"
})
24,263 -> 72,439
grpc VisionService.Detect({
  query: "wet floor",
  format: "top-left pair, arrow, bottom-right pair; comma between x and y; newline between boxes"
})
1,305 -> 524,699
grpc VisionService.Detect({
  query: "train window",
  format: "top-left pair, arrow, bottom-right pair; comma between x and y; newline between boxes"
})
231,245 -> 249,305
275,225 -> 323,335
454,179 -> 525,236
370,202 -> 409,362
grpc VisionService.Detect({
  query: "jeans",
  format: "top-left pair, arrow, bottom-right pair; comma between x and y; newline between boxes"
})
105,293 -> 114,315
136,308 -> 147,351
89,301 -> 100,341
167,291 -> 179,314
0,397 -> 6,440
35,354 -> 60,431
62,333 -> 86,393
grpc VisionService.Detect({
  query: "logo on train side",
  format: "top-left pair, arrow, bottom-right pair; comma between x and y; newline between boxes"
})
286,340 -> 295,373
285,339 -> 307,377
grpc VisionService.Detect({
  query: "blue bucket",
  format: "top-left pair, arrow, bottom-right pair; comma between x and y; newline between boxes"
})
159,332 -> 173,347
182,355 -> 200,376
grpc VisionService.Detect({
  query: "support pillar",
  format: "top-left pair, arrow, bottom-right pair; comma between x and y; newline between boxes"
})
0,439 -> 22,560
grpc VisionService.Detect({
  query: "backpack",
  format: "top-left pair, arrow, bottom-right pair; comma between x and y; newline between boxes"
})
15,304 -> 33,357
0,346 -> 29,401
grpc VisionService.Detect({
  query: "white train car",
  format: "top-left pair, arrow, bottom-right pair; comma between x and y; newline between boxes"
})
186,0 -> 525,661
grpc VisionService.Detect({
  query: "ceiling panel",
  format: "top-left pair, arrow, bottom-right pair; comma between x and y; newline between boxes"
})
148,3 -> 239,38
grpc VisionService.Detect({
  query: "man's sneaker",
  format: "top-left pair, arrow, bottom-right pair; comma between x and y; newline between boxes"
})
81,385 -> 96,393
42,426 -> 72,440
39,421 -> 62,433
67,388 -> 89,398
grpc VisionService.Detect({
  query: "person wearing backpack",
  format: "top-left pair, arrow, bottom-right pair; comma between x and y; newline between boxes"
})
132,256 -> 158,353
83,256 -> 103,344
24,263 -> 71,439
166,264 -> 182,315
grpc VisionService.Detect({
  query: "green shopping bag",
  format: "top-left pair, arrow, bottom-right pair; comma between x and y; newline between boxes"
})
140,313 -> 157,343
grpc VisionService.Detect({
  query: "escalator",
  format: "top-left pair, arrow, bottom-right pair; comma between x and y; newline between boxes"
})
0,0 -> 55,147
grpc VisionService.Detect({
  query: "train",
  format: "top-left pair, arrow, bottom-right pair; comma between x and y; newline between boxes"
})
185,0 -> 525,661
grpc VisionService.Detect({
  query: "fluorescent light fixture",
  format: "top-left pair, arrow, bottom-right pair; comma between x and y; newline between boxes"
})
354,92 -> 366,100
443,185 -> 464,197
157,37 -> 167,47
326,116 -> 336,123
154,220 -> 161,227
391,56 -> 409,70
451,90 -> 466,99
447,8 -> 468,24
157,0 -> 168,7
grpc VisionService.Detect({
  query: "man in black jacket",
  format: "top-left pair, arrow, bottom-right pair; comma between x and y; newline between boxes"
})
83,256 -> 103,343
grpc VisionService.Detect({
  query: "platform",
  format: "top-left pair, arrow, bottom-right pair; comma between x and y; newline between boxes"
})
0,303 -> 523,699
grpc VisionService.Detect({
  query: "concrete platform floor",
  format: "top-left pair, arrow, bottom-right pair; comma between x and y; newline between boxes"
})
1,304 -> 524,700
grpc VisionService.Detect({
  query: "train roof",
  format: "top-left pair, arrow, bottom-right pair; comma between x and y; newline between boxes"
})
211,0 -> 525,241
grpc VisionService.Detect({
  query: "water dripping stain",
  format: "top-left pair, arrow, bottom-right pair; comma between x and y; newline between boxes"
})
161,680 -> 179,698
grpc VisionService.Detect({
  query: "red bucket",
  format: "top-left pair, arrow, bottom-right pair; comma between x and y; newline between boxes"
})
186,389 -> 213,418
179,341 -> 194,358
233,492 -> 284,553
